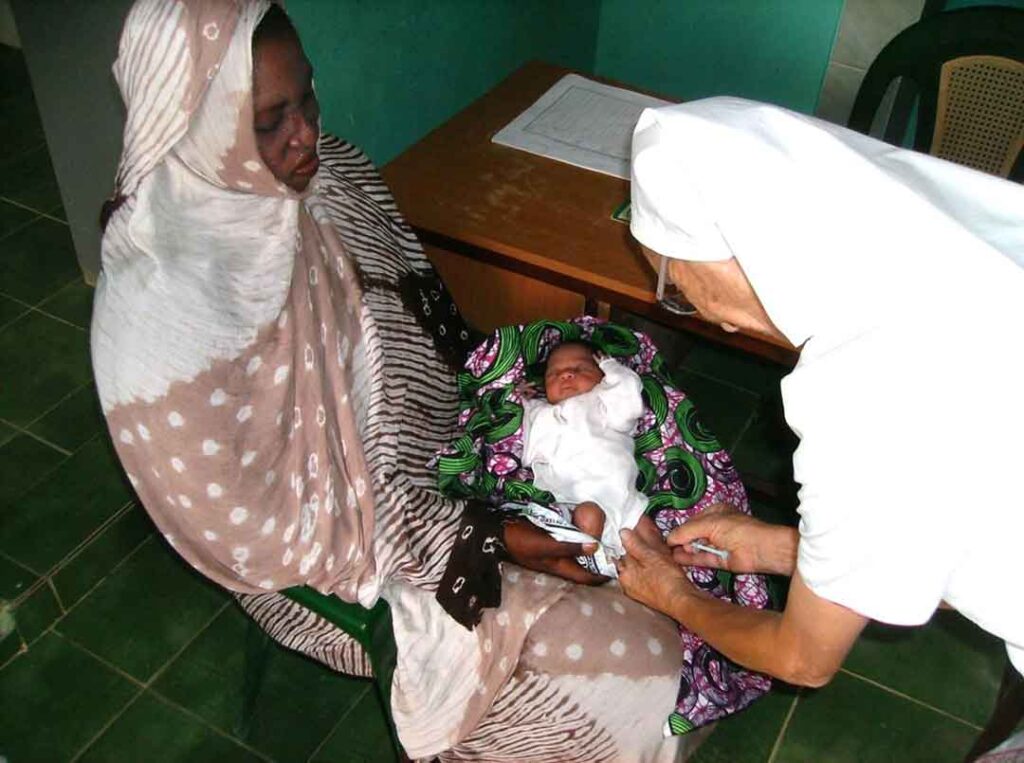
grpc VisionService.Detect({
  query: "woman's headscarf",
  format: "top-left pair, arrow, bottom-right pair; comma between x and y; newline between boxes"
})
92,0 -> 381,604
629,97 -> 1024,349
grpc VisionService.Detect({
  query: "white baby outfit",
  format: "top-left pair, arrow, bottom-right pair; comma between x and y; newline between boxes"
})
522,358 -> 648,570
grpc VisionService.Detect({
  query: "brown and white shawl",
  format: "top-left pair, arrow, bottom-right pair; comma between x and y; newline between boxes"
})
92,1 -> 563,756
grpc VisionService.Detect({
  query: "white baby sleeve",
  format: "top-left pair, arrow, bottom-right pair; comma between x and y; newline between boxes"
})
595,359 -> 645,433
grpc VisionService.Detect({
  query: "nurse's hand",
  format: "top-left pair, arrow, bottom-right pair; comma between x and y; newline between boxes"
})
668,503 -> 798,576
503,518 -> 609,585
617,527 -> 708,619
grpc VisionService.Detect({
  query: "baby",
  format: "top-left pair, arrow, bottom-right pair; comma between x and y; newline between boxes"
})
521,341 -> 650,576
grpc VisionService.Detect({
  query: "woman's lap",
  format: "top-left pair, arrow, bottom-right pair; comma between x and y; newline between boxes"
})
444,571 -> 711,762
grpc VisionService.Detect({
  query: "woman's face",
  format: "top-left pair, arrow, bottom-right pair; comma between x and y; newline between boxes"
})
252,24 -> 320,192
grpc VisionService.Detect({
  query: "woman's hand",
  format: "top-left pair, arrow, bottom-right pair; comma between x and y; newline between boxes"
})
617,527 -> 708,619
668,503 -> 798,576
503,518 -> 609,585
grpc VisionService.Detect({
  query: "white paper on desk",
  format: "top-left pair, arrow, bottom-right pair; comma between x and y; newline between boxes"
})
492,73 -> 670,179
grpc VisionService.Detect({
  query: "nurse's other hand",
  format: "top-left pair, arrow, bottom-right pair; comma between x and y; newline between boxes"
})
503,518 -> 609,586
668,503 -> 797,576
617,528 -> 705,617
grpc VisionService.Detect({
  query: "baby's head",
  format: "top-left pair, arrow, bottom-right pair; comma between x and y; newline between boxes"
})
544,341 -> 604,404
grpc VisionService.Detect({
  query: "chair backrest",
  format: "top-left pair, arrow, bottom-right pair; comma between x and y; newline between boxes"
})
848,5 -> 1024,180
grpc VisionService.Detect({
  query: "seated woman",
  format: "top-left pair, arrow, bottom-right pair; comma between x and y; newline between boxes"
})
92,1 -> 711,759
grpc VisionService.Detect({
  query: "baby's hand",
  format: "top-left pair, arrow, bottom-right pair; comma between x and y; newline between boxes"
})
516,381 -> 540,399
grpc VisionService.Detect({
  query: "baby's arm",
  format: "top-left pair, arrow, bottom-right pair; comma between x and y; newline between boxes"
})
595,358 -> 645,432
521,397 -> 548,468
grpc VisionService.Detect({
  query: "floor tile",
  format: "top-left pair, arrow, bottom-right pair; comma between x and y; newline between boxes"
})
0,419 -> 17,447
775,672 -> 978,762
680,340 -> 791,397
0,420 -> 16,447
844,610 -> 1006,726
0,198 -> 37,240
53,503 -> 154,610
0,431 -> 67,506
0,552 -> 37,602
14,578 -> 62,643
0,309 -> 91,426
155,604 -> 371,762
57,537 -> 227,682
0,90 -> 47,159
0,292 -> 29,332
0,44 -> 32,101
28,382 -> 105,452
674,369 -> 760,451
731,395 -> 799,487
37,278 -> 94,329
0,624 -> 25,667
78,692 -> 264,763
48,201 -> 67,220
310,687 -> 399,763
0,434 -> 133,574
690,686 -> 797,763
0,631 -> 139,762
0,217 -> 80,305
0,144 -> 62,212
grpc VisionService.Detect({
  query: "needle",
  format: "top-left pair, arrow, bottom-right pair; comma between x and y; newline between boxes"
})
689,541 -> 730,561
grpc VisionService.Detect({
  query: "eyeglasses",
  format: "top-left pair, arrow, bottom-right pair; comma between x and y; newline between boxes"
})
656,254 -> 697,316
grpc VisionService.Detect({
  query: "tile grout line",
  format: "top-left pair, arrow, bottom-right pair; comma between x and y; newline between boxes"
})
0,421 -> 74,456
838,668 -> 983,730
27,304 -> 88,332
0,194 -> 66,224
45,497 -> 139,580
48,501 -> 140,578
129,599 -> 278,761
141,599 -> 233,690
15,378 -> 96,433
143,688 -> 277,762
304,682 -> 374,763
16,526 -> 151,652
66,685 -> 148,763
0,289 -> 38,313
766,691 -> 801,763
0,210 -> 44,243
0,427 -> 107,529
0,375 -> 97,458
61,600 -> 266,762
0,547 -> 44,583
47,576 -> 67,615
38,526 -> 152,626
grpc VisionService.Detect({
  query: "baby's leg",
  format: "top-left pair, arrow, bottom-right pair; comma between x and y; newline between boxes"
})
573,501 -> 606,541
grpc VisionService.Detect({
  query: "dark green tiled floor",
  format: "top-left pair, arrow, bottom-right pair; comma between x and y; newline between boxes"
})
0,42 -> 1009,763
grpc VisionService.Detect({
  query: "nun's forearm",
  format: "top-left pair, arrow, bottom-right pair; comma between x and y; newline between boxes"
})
669,572 -> 867,688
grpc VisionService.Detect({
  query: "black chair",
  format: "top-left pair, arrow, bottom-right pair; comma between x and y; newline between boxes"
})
848,5 -> 1024,181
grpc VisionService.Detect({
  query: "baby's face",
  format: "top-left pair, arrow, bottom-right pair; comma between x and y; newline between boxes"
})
544,344 -> 603,404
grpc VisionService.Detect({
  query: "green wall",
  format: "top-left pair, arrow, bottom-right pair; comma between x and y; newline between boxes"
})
594,0 -> 845,113
288,0 -> 601,166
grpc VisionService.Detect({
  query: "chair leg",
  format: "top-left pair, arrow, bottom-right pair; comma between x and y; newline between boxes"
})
235,619 -> 273,739
964,661 -> 1024,762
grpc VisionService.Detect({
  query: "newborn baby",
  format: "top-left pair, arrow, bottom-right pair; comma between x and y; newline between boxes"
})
522,341 -> 650,576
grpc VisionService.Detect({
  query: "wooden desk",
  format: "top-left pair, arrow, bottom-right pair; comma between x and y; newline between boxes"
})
382,61 -> 798,367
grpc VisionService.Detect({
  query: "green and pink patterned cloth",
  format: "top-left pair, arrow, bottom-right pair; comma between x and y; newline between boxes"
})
434,316 -> 771,733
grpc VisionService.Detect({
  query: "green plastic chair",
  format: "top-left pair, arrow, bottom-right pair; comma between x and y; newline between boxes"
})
847,5 -> 1024,181
237,586 -> 402,758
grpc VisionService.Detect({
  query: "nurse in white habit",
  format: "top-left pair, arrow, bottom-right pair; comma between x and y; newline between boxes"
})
617,97 -> 1024,689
